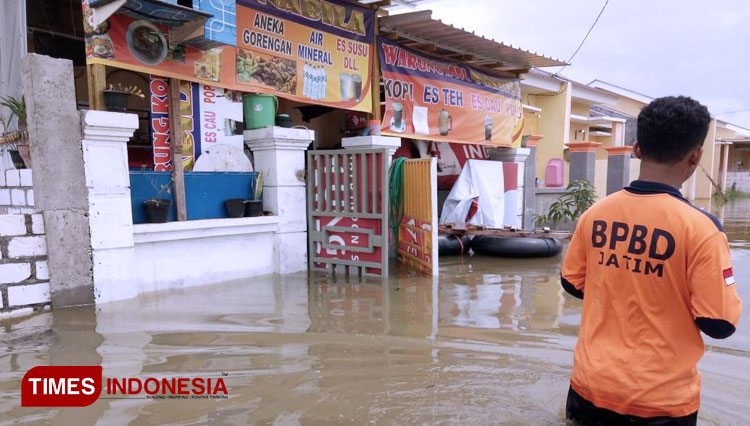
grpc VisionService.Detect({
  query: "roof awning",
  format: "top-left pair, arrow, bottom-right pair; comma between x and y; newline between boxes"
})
379,10 -> 566,77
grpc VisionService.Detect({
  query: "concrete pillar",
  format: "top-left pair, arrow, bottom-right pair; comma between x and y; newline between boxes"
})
342,135 -> 401,162
566,142 -> 601,185
487,147 -> 529,228
611,121 -> 625,147
245,127 -> 314,274
604,146 -> 633,195
721,143 -> 730,193
81,111 -> 139,303
523,135 -> 543,228
22,54 -> 93,308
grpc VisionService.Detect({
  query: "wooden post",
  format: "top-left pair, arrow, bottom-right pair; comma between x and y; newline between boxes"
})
168,78 -> 188,221
86,64 -> 106,110
371,14 -> 382,121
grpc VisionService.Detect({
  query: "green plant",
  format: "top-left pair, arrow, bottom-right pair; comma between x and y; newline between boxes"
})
0,95 -> 27,145
253,171 -> 263,200
147,177 -> 172,206
713,185 -> 750,202
0,95 -> 26,129
534,180 -> 597,227
107,83 -> 145,99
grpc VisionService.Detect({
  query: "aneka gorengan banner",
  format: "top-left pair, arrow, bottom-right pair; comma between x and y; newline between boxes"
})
377,37 -> 524,146
83,0 -> 375,112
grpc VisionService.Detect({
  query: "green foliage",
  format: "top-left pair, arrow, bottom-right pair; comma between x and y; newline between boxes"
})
0,95 -> 27,146
147,176 -> 172,205
534,180 -> 597,227
713,187 -> 750,202
0,95 -> 26,128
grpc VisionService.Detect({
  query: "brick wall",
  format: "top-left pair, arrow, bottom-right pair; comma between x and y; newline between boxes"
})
0,169 -> 35,214
0,169 -> 49,316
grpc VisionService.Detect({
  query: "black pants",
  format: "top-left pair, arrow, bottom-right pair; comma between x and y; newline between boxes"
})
566,387 -> 698,426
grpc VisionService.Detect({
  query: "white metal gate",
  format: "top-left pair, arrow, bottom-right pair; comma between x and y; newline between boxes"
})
307,148 -> 390,277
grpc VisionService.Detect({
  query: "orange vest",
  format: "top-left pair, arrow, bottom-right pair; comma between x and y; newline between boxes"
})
562,181 -> 742,417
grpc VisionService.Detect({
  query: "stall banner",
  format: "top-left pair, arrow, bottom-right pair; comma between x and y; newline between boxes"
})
82,0 -> 374,112
149,76 -> 200,171
235,0 -> 374,111
197,84 -> 245,154
377,37 -> 524,146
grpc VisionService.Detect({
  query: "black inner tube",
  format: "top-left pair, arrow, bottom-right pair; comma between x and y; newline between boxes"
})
438,234 -> 471,256
471,236 -> 563,258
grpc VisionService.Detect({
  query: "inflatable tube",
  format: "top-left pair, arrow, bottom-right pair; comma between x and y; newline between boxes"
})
471,236 -> 563,258
438,234 -> 472,256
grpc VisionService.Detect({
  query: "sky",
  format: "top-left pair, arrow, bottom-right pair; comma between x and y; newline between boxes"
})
400,0 -> 750,130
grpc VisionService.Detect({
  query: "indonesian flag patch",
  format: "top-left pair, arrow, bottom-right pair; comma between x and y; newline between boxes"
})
723,268 -> 736,286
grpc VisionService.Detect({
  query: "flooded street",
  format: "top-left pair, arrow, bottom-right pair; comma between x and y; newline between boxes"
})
1,202 -> 749,425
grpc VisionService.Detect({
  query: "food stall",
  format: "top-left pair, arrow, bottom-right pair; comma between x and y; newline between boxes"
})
75,0 -> 566,282
81,0 -> 379,223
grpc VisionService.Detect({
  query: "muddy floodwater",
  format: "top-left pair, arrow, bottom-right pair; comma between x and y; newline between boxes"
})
2,201 -> 749,425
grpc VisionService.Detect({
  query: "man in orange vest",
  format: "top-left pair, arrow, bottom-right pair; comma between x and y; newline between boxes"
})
562,96 -> 742,425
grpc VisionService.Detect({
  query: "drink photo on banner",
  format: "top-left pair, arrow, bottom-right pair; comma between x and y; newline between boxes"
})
377,37 -> 524,146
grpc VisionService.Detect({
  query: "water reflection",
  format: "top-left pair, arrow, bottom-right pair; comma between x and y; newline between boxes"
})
1,202 -> 749,424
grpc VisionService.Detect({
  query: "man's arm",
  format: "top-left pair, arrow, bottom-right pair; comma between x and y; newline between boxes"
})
561,216 -> 588,299
688,232 -> 742,339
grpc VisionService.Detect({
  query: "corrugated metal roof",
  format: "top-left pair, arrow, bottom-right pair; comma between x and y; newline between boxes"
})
356,0 -> 434,11
379,10 -> 566,75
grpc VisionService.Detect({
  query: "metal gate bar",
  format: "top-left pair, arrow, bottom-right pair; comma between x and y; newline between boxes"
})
307,148 -> 389,277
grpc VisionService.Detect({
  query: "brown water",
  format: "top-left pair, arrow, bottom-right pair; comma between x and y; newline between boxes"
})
1,202 -> 749,425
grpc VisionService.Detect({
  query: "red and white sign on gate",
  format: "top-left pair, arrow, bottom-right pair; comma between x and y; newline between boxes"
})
308,149 -> 389,277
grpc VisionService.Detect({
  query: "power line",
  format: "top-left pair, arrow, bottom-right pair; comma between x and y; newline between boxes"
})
715,109 -> 750,115
554,0 -> 611,76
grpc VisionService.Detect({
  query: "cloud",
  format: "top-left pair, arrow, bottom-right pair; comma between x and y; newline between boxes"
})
408,0 -> 750,127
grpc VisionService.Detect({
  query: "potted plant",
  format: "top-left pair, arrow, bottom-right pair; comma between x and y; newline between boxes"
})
102,83 -> 145,112
534,180 -> 597,229
0,95 -> 30,168
144,178 -> 173,223
244,171 -> 264,217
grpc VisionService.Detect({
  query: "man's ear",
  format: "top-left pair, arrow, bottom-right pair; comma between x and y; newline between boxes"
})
633,141 -> 642,159
688,146 -> 703,166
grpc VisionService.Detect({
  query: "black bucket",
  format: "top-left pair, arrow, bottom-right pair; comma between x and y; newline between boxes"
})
225,198 -> 246,218
144,199 -> 172,223
244,200 -> 263,217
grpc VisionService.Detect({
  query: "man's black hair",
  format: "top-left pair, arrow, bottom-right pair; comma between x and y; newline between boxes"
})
636,96 -> 711,164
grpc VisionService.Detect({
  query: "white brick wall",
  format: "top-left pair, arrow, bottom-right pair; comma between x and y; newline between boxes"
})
8,236 -> 47,258
11,189 -> 26,206
7,207 -> 34,214
5,170 -> 20,187
0,215 -> 26,236
31,214 -> 44,234
0,189 -> 9,205
36,260 -> 49,280
0,175 -> 49,314
7,282 -> 51,306
0,263 -> 31,283
19,169 -> 33,187
1,169 -> 34,210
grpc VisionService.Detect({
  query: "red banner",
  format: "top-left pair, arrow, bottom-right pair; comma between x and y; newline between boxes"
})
82,0 -> 375,112
377,37 -> 524,146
